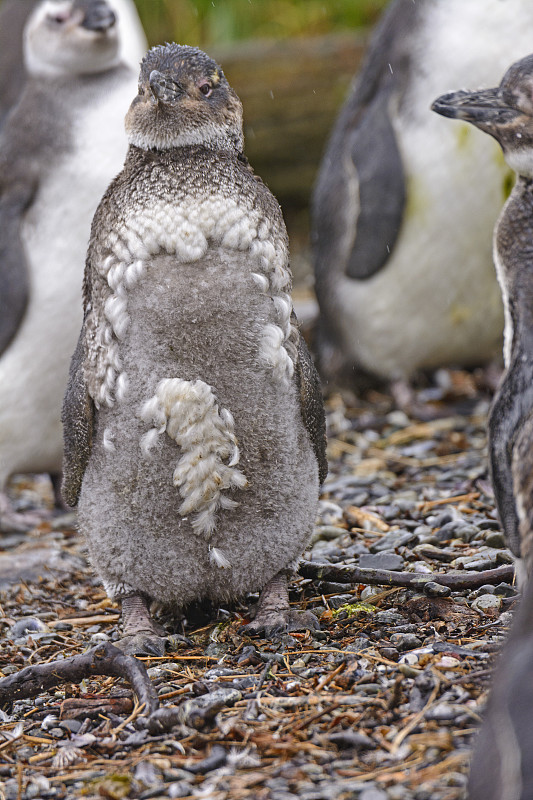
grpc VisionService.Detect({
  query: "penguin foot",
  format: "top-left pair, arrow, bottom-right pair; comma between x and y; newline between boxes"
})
116,593 -> 169,657
242,608 -> 320,639
241,570 -> 320,639
115,631 -> 168,657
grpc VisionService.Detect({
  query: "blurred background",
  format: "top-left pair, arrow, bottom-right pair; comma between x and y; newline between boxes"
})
134,0 -> 389,285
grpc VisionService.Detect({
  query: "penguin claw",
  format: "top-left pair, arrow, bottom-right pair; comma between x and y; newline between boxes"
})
242,609 -> 320,640
114,631 -> 168,657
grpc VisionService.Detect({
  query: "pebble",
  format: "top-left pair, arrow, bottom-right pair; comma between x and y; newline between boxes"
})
360,586 -> 382,601
59,719 -> 83,734
390,633 -> 422,651
369,531 -> 416,553
471,594 -> 502,613
48,727 -> 66,738
328,594 -> 358,609
374,610 -> 404,625
53,621 -> 74,632
426,702 -> 457,721
423,581 -> 451,597
360,789 -> 389,800
328,730 -> 376,750
168,783 -> 194,798
316,501 -> 344,526
494,582 -> 517,597
435,656 -> 461,669
484,531 -> 506,548
9,617 -> 48,638
359,553 -> 405,571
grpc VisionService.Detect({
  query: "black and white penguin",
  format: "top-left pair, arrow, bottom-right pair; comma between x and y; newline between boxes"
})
0,0 -> 143,529
312,0 -> 533,384
61,43 -> 327,655
433,53 -> 533,800
0,0 -> 146,126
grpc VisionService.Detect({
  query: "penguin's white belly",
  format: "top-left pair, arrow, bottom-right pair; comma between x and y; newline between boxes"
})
337,121 -> 506,379
0,82 -> 133,485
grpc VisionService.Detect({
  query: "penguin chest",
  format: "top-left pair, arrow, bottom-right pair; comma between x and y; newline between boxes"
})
79,247 -> 318,605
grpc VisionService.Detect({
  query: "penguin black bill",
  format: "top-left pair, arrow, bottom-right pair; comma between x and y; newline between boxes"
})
431,88 -> 520,129
149,70 -> 183,104
78,0 -> 116,33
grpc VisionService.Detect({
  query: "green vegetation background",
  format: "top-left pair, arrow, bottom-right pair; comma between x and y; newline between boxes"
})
134,0 -> 388,47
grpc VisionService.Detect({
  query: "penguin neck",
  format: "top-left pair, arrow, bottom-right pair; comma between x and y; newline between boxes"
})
128,141 -> 246,167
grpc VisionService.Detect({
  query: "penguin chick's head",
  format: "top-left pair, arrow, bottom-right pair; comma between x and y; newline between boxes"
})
432,53 -> 533,178
24,0 -> 119,79
125,43 -> 244,153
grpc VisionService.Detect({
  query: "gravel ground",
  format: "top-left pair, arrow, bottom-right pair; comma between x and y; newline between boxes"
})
0,368 -> 516,800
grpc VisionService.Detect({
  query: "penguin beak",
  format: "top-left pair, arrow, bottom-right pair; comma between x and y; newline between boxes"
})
431,88 -> 520,130
149,71 -> 184,104
76,0 -> 116,33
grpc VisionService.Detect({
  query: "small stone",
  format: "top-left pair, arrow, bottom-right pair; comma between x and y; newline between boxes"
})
471,594 -> 502,613
433,522 -> 460,542
360,788 -> 389,800
90,632 -> 110,643
494,583 -> 517,597
360,586 -> 382,601
329,594 -> 357,609
390,633 -> 422,651
168,783 -> 193,799
468,585 -> 496,599
399,653 -> 420,666
426,702 -> 456,721
344,637 -> 371,653
9,617 -> 48,638
484,531 -> 506,548
59,719 -> 83,733
435,656 -> 461,669
316,501 -> 344,526
423,582 -> 451,597
375,610 -> 404,625
54,622 -> 73,631
379,647 -> 399,661
48,727 -> 66,738
359,553 -> 405,571
24,777 -> 51,800
328,730 -> 376,750
370,531 -> 415,553
452,524 -> 479,542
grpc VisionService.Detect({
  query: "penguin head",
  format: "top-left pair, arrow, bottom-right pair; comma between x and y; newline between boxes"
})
24,0 -> 120,79
432,54 -> 533,178
125,43 -> 244,154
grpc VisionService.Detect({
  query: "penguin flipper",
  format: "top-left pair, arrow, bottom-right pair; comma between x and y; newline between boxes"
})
345,91 -> 406,281
0,185 -> 36,355
61,325 -> 95,507
294,327 -> 328,485
487,359 -> 533,558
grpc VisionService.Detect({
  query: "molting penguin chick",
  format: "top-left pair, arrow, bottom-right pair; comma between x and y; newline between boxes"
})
312,0 -> 533,385
433,54 -> 533,800
62,43 -> 327,655
0,0 -> 140,530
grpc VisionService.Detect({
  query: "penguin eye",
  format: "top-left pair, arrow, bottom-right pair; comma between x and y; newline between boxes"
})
199,83 -> 212,97
48,12 -> 70,25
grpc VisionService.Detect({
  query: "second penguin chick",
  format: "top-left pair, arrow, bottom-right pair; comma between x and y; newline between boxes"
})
62,43 -> 327,656
433,53 -> 533,584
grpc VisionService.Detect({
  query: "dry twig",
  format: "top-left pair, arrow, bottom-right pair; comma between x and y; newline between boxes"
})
0,642 -> 159,715
299,560 -> 514,590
